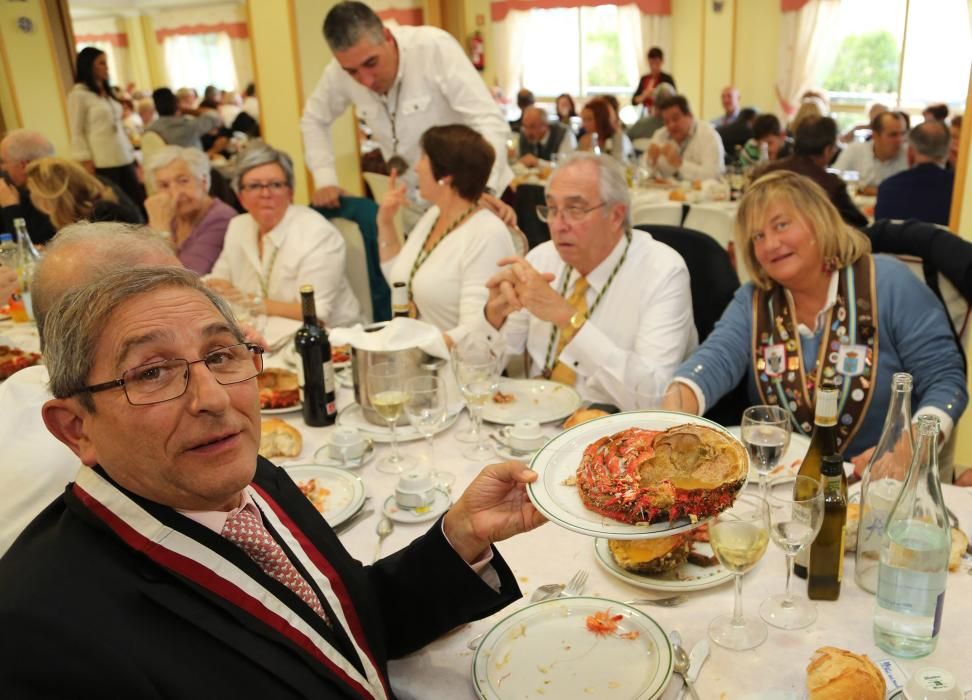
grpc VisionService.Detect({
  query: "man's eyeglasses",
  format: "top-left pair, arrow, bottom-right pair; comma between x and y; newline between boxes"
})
239,181 -> 289,194
72,343 -> 265,406
536,202 -> 605,223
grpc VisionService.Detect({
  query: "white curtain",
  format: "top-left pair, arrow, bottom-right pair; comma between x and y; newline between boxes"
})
617,5 -> 645,87
162,33 -> 238,95
775,0 -> 841,115
492,9 -> 530,100
637,14 -> 672,75
229,37 -> 253,92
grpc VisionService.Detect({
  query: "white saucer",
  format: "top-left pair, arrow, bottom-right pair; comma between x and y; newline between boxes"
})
382,489 -> 451,524
313,441 -> 375,469
492,440 -> 539,461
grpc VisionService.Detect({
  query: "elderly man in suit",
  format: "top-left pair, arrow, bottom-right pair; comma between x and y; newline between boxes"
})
875,120 -> 954,226
517,107 -> 576,168
0,264 -> 544,696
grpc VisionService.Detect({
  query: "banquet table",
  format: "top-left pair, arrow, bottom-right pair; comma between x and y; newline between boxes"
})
3,314 -> 970,699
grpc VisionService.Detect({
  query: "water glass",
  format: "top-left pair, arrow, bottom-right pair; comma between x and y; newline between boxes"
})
404,375 -> 454,488
741,405 -> 790,499
452,339 -> 500,461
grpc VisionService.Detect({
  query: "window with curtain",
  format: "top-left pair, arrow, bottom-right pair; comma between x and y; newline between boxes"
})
815,0 -> 970,130
162,33 -> 238,94
520,5 -> 640,98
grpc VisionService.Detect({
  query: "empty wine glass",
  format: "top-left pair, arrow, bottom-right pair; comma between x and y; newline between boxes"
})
367,361 -> 413,474
632,379 -> 683,411
452,340 -> 500,461
760,475 -> 825,630
742,405 -> 791,499
404,375 -> 454,489
708,493 -> 770,650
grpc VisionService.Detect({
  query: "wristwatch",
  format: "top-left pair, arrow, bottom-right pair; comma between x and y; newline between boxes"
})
569,311 -> 586,331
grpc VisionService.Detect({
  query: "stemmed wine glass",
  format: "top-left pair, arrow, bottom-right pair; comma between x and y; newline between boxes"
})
741,405 -> 791,499
404,375 -> 454,489
708,493 -> 770,650
760,475 -> 825,629
452,340 -> 500,461
367,361 -> 414,474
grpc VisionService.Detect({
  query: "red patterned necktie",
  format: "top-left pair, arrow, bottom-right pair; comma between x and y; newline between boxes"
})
222,506 -> 329,624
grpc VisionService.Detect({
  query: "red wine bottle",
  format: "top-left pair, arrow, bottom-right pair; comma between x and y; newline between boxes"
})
294,285 -> 336,426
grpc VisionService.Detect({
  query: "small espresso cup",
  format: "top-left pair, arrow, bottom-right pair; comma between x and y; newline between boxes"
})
328,427 -> 367,460
503,419 -> 546,451
395,470 -> 436,509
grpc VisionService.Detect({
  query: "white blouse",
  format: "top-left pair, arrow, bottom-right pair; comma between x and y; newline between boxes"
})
67,84 -> 134,168
382,207 -> 515,345
209,205 -> 362,327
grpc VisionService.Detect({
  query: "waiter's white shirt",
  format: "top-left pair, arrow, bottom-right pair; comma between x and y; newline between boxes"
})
209,205 -> 362,327
480,230 -> 698,408
301,25 -> 512,199
647,120 -> 725,181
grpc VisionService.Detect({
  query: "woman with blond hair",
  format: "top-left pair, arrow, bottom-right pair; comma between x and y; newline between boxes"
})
666,170 -> 966,459
26,157 -> 142,230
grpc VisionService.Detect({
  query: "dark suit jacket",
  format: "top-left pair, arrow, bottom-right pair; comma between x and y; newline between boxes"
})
0,459 -> 521,697
875,162 -> 953,226
518,121 -> 569,161
760,154 -> 868,228
0,187 -> 56,245
633,72 -> 676,102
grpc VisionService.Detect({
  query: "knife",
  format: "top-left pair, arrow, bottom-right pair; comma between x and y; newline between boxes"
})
687,638 -> 709,684
332,508 -> 374,535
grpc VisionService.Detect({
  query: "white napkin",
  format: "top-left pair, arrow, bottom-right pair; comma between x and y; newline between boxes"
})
328,318 -> 450,360
264,317 -> 302,348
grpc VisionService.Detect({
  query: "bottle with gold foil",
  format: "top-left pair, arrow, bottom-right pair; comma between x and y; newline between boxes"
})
794,384 -> 839,579
391,281 -> 410,318
808,454 -> 848,600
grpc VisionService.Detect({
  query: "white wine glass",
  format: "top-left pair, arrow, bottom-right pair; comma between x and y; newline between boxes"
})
708,493 -> 770,650
742,405 -> 790,500
759,475 -> 824,629
404,375 -> 454,489
367,361 -> 413,474
452,340 -> 500,461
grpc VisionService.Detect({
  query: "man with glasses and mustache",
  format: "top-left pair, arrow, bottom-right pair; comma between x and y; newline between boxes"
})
0,264 -> 544,696
480,152 -> 697,410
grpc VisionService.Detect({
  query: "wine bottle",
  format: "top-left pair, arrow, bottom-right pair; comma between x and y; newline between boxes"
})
874,415 -> 951,658
391,281 -> 410,318
856,373 -> 913,594
294,285 -> 336,427
808,454 -> 848,600
794,384 -> 839,579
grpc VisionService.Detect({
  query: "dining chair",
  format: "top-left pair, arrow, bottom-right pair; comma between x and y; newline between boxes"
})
331,217 -> 374,323
140,131 -> 166,195
630,201 -> 685,228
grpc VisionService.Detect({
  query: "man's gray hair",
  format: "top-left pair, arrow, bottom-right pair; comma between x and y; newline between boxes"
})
550,152 -> 631,231
31,222 -> 177,348
653,82 -> 676,103
45,265 -> 242,412
323,1 -> 385,52
231,142 -> 295,193
1,129 -> 55,162
146,146 -> 211,189
910,120 -> 950,162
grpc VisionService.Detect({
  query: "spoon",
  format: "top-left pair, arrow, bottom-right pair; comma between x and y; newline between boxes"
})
373,517 -> 393,563
670,630 -> 700,700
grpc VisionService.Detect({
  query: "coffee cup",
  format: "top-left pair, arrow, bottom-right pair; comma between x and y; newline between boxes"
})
395,470 -> 436,508
328,427 -> 367,460
502,419 -> 546,452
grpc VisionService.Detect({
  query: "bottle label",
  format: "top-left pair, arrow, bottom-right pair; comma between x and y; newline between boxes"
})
323,361 -> 335,393
876,565 -> 947,620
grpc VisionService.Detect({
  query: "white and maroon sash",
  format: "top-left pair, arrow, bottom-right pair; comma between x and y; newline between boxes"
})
72,468 -> 389,700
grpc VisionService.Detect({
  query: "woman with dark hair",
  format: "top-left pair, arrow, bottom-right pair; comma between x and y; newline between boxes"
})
578,98 -> 633,163
377,124 -> 514,347
556,94 -> 577,125
67,47 -> 142,207
632,46 -> 675,113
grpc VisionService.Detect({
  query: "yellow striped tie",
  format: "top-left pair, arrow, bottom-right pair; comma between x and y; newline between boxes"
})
549,276 -> 589,385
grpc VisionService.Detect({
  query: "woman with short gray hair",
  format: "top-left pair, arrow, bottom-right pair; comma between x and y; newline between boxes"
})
144,145 -> 236,274
208,142 -> 361,325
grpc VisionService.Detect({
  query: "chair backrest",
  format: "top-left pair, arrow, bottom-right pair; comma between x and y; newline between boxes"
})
630,201 -> 685,227
897,255 -> 970,342
362,172 -> 403,244
139,131 -> 167,195
331,217 -> 374,323
683,205 -> 735,249
508,226 -> 529,257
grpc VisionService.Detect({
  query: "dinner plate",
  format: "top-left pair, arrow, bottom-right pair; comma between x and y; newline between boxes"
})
481,379 -> 582,425
337,403 -> 461,443
282,465 -> 366,528
526,410 -> 742,540
593,537 -> 735,593
471,596 -> 673,700
261,402 -> 303,415
382,490 -> 451,524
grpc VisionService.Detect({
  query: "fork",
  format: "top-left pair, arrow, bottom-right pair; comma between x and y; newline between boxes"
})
625,595 -> 688,608
561,569 -> 589,597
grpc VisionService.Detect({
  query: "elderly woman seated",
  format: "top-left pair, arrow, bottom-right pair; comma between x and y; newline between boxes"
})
144,146 -> 236,274
666,170 -> 967,461
25,157 -> 143,230
377,124 -> 514,347
207,142 -> 361,325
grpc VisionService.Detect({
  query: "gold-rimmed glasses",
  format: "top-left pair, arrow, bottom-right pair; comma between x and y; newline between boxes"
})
536,202 -> 605,222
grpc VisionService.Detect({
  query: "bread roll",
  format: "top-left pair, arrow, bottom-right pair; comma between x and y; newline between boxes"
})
563,408 -> 609,429
260,418 -> 302,459
950,527 -> 968,572
806,646 -> 885,700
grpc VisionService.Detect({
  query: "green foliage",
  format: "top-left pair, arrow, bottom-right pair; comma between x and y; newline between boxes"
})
823,31 -> 900,93
584,30 -> 629,88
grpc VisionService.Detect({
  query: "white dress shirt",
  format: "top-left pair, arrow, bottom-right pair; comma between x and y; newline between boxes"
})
834,141 -> 908,188
647,119 -> 725,180
480,230 -> 698,408
67,84 -> 135,167
0,366 -> 82,556
301,25 -> 512,199
209,205 -> 362,327
382,208 -> 514,347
